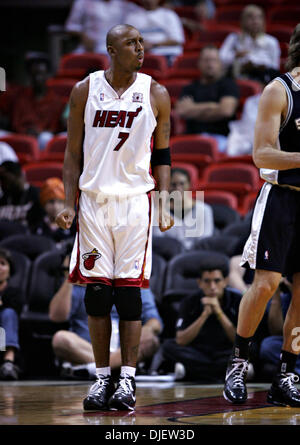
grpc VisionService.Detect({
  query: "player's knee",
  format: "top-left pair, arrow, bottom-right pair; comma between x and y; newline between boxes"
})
84,284 -> 114,316
114,287 -> 142,321
253,277 -> 279,299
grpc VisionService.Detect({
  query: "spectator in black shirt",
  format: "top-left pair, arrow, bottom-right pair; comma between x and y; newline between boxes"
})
161,260 -> 242,382
175,45 -> 239,153
0,161 -> 43,229
0,248 -> 24,380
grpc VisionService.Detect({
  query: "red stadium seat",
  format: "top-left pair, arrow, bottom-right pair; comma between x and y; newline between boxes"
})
56,53 -> 109,79
40,135 -> 67,162
46,78 -> 76,100
236,78 -> 262,101
266,25 -> 294,44
214,6 -> 244,25
160,78 -> 190,106
170,134 -> 219,173
0,134 -> 39,164
23,162 -> 63,187
198,162 -> 260,205
185,25 -> 239,51
140,54 -> 169,80
267,6 -> 300,27
168,53 -> 201,79
218,154 -> 254,166
203,190 -> 239,210
171,161 -> 199,190
239,191 -> 259,216
170,109 -> 186,136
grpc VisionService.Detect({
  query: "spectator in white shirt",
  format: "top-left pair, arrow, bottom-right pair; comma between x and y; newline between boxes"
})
65,0 -> 140,54
219,4 -> 280,83
126,0 -> 185,64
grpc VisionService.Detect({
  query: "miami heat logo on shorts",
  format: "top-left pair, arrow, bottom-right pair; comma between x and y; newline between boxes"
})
82,248 -> 101,270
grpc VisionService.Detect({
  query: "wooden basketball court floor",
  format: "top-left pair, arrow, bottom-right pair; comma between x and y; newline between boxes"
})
1,380 -> 300,426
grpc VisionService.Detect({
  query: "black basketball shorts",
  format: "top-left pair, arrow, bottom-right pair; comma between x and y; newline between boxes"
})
241,182 -> 300,275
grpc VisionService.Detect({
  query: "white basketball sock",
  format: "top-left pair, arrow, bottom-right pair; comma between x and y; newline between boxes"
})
96,366 -> 111,378
120,366 -> 136,378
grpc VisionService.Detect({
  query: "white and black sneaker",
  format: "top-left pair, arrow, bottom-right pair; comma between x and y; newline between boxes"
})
108,375 -> 136,411
223,357 -> 249,404
83,375 -> 115,410
267,373 -> 300,407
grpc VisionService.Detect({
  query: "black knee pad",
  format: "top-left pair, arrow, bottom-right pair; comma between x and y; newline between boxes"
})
114,287 -> 142,321
84,284 -> 114,316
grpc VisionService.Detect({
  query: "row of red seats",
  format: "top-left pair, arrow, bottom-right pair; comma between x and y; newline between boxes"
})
0,132 -> 260,215
5,157 -> 257,216
174,4 -> 300,27
53,22 -> 292,82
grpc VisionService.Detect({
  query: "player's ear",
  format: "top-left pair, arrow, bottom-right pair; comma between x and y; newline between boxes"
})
107,45 -> 116,57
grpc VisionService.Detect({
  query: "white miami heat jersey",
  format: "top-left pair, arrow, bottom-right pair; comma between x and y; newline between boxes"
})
79,70 -> 157,196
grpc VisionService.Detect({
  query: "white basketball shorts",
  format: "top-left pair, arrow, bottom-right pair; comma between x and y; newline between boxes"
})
69,191 -> 153,287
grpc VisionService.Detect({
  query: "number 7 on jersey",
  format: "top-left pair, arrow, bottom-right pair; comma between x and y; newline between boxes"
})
114,132 -> 129,151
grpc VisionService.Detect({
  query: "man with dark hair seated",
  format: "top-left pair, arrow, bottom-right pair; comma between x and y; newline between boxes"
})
0,248 -> 24,380
161,260 -> 244,382
0,161 -> 43,228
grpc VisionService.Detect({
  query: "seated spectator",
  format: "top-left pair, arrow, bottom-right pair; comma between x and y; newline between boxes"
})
219,4 -> 280,84
226,72 -> 278,156
126,0 -> 185,64
160,259 -> 244,382
65,0 -> 140,54
0,142 -> 18,165
153,167 -> 214,250
1,53 -> 66,149
260,278 -> 300,377
30,177 -> 75,243
0,248 -> 24,380
226,91 -> 261,157
49,257 -> 163,379
175,45 -> 239,153
0,161 -> 43,228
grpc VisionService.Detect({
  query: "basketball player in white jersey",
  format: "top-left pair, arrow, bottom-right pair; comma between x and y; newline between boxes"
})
224,24 -> 300,407
56,24 -> 173,411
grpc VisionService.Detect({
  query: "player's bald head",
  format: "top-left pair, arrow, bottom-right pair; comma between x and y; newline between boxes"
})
106,24 -> 138,49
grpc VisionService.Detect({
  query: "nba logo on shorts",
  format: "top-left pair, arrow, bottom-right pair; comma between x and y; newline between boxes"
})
100,93 -> 104,101
264,250 -> 269,260
134,260 -> 139,270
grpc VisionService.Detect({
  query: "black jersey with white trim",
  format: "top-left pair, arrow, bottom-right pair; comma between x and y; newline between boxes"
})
260,73 -> 300,189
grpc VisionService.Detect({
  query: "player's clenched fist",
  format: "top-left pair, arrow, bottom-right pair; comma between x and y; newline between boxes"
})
55,207 -> 75,230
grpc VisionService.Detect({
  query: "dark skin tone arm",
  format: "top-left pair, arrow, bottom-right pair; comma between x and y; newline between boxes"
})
150,79 -> 174,231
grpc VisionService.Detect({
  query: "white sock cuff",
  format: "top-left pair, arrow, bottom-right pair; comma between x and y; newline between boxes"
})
96,366 -> 111,377
120,366 -> 136,378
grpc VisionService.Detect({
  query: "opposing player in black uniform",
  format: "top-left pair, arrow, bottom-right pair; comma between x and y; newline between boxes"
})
224,24 -> 300,407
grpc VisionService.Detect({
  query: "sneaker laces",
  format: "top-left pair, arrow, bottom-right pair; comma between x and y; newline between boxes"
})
281,373 -> 300,394
90,375 -> 110,394
115,376 -> 133,395
226,358 -> 248,388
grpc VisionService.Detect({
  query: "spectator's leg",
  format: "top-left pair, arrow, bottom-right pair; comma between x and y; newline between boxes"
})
52,330 -> 94,364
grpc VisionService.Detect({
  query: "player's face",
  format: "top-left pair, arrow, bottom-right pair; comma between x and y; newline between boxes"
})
197,270 -> 227,299
113,29 -> 144,72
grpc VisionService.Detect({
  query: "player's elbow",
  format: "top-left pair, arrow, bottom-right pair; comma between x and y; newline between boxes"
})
252,150 -> 265,169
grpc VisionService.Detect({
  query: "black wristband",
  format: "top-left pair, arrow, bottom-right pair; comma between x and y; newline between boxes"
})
151,147 -> 171,167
